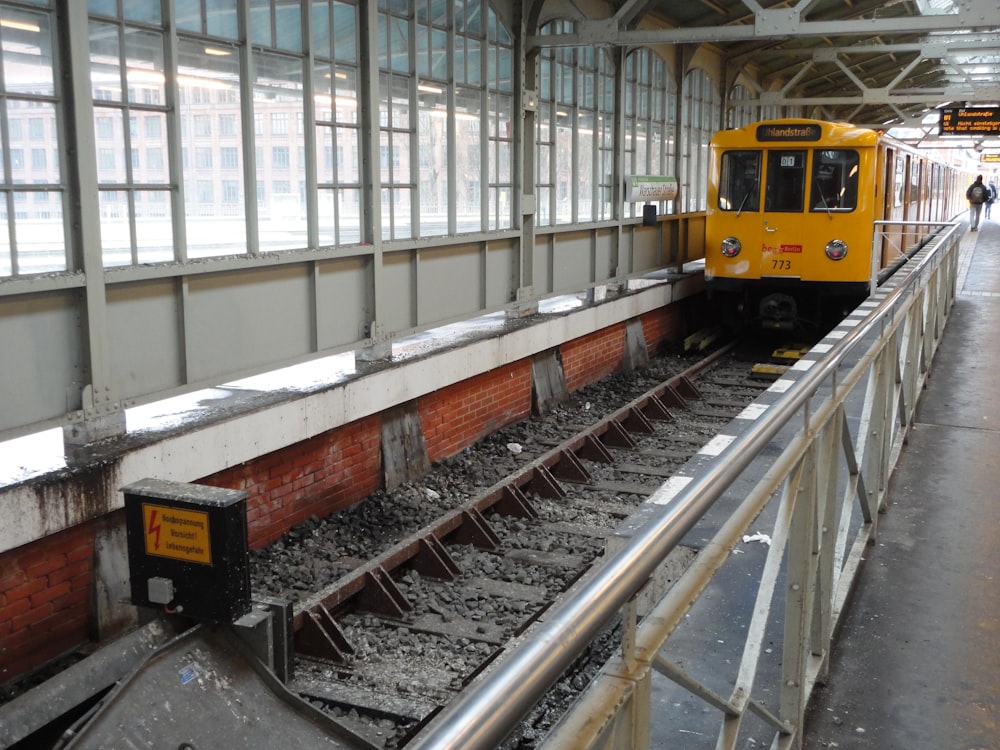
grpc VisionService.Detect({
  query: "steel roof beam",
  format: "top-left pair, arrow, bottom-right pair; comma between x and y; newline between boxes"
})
529,4 -> 1000,50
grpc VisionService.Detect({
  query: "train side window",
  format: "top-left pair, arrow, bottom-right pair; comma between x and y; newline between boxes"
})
719,150 -> 760,212
810,149 -> 860,212
764,150 -> 805,212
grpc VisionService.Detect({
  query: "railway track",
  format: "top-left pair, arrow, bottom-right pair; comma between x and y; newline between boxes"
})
248,343 -> 775,747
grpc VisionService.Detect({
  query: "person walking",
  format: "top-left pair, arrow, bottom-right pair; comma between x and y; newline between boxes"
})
967,175 -> 988,231
986,180 -> 997,220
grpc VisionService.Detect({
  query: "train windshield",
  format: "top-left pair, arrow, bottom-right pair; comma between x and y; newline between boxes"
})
764,150 -> 806,212
810,150 -> 860,212
718,151 -> 760,212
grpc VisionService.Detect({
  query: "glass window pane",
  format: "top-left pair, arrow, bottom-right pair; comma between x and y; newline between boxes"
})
12,103 -> 57,184
316,124 -> 333,183
430,28 -> 447,79
2,10 -> 54,96
765,150 -> 806,212
90,20 -> 122,101
318,187 -> 336,245
176,0 -> 202,32
719,151 -> 760,212
89,0 -> 118,15
384,186 -> 411,240
332,2 -> 357,62
99,190 -> 131,266
253,50 -> 306,251
418,87 -> 447,235
429,0 -> 448,26
275,3 -> 302,52
334,68 -> 358,124
338,187 -> 361,243
464,38 -> 480,86
177,38 -> 246,258
94,108 -> 128,184
14,191 -> 65,274
136,191 -> 174,263
311,3 -> 331,59
123,0 -> 161,24
0,210 -> 10,275
336,126 -> 359,183
249,0 -> 272,47
577,113 -> 594,220
206,0 -> 239,38
124,28 -> 165,106
455,88 -> 481,233
388,17 -> 409,73
555,120 -> 571,223
811,149 -> 860,211
388,75 -> 409,128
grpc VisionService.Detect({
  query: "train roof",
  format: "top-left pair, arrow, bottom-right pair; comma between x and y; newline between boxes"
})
710,119 -> 880,148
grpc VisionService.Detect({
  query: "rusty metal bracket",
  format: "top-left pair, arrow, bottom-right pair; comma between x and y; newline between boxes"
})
658,383 -> 689,408
578,433 -> 614,463
452,508 -> 502,550
642,394 -> 675,421
674,375 -> 702,400
412,536 -> 462,580
296,604 -> 355,663
623,406 -> 655,435
601,420 -> 638,449
357,567 -> 412,617
550,449 -> 592,484
494,484 -> 539,518
527,464 -> 568,498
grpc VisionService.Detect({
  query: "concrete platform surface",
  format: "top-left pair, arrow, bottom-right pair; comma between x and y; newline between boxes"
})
802,219 -> 1000,749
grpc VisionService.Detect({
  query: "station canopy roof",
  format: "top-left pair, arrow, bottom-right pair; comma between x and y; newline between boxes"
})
532,0 -> 1000,155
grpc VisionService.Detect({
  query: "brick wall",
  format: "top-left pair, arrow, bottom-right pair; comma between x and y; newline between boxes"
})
200,415 -> 383,549
561,323 -> 627,393
0,523 -> 94,684
641,306 -> 683,356
420,362 -> 533,463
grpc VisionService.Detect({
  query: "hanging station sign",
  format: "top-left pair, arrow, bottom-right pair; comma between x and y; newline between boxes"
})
939,107 -> 1000,136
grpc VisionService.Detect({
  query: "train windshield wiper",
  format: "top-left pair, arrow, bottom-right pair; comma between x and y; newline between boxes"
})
736,189 -> 753,217
813,180 -> 833,216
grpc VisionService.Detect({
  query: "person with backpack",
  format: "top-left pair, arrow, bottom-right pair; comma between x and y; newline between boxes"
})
985,180 -> 997,220
967,175 -> 988,231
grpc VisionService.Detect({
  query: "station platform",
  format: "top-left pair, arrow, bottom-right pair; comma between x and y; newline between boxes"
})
801,217 -> 1000,748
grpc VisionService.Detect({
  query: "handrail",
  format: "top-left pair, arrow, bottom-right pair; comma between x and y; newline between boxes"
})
406,221 -> 961,750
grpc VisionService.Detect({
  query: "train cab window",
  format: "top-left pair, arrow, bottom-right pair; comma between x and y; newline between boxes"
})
764,150 -> 805,212
810,149 -> 860,212
718,150 -> 760,212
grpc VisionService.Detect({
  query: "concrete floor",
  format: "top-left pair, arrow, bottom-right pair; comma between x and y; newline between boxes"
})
802,218 -> 1000,749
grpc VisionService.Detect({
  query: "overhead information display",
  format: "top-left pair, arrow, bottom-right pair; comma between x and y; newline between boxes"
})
939,107 -> 1000,136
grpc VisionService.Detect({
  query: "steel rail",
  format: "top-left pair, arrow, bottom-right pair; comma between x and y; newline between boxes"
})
405,221 -> 961,750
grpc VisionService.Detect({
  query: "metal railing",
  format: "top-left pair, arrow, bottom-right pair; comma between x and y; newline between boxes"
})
406,221 -> 961,750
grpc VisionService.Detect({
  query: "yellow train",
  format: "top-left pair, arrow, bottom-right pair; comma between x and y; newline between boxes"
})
704,118 -> 969,330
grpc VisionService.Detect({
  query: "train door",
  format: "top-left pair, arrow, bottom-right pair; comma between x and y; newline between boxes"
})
881,152 -> 908,269
877,143 -> 893,270
759,149 -> 808,280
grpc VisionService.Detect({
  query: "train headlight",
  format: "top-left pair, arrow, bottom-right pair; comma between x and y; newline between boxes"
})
721,237 -> 742,257
825,239 -> 848,260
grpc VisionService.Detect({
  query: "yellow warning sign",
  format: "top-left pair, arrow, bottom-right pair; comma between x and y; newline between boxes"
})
143,503 -> 212,565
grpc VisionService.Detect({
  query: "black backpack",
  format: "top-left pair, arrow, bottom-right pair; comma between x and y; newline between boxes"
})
970,184 -> 986,204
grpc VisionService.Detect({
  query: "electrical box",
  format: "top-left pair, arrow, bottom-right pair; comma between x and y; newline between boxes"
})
123,478 -> 251,623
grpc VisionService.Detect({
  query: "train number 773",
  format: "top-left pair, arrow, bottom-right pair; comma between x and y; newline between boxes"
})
771,259 -> 792,271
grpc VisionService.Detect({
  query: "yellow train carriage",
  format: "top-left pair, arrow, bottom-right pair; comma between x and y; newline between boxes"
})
705,119 -> 881,328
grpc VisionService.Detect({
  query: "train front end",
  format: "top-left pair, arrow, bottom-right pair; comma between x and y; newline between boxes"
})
705,119 -> 879,330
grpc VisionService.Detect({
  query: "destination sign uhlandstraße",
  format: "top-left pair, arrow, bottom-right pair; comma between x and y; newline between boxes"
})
939,107 -> 1000,136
